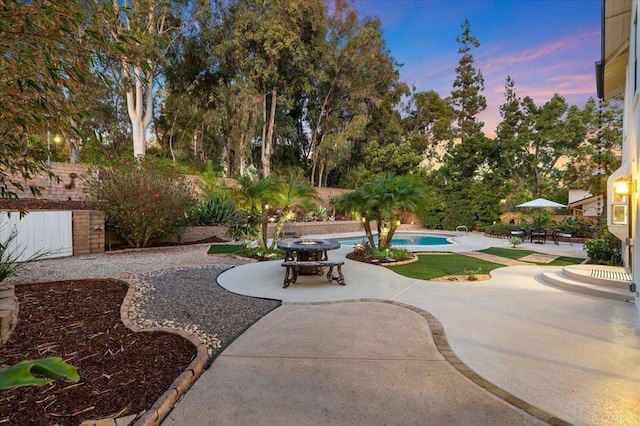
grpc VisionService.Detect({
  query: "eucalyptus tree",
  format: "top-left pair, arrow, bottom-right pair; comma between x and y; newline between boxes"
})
229,0 -> 327,177
97,0 -> 186,158
402,89 -> 456,162
296,0 -> 405,187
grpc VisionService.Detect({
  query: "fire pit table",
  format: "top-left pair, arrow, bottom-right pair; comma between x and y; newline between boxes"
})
276,238 -> 345,287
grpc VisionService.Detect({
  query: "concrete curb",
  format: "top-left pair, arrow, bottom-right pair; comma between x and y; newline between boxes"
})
284,298 -> 571,426
81,280 -> 210,426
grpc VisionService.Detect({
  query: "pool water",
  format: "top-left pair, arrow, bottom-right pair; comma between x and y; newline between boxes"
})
338,233 -> 450,247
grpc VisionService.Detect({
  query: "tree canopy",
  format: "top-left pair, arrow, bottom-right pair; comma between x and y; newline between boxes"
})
0,2 -> 620,230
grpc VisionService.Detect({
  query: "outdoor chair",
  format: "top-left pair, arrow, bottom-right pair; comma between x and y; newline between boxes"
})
530,227 -> 546,244
510,229 -> 526,239
552,230 -> 573,246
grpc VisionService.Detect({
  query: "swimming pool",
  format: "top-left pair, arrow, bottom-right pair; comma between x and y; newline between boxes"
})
338,233 -> 451,247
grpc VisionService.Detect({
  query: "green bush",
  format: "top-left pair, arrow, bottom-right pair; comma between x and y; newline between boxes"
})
352,241 -> 412,263
508,237 -> 522,247
83,157 -> 197,248
583,230 -> 622,265
189,192 -> 236,226
555,216 -> 597,238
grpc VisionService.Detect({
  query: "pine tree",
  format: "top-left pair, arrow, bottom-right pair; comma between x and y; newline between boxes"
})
450,18 -> 486,143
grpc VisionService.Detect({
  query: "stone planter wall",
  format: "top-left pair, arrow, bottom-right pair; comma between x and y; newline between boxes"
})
267,220 -> 370,238
0,284 -> 18,345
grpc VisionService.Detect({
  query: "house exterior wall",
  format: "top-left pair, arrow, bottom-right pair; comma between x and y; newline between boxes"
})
568,189 -> 592,204
605,0 -> 640,315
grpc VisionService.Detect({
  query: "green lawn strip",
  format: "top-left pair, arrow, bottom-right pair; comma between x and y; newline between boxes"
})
479,247 -> 536,260
207,244 -> 243,254
480,247 -> 583,266
387,253 -> 504,280
547,256 -> 585,266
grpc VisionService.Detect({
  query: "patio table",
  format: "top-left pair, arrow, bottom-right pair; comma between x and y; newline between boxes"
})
276,238 -> 344,287
276,238 -> 341,263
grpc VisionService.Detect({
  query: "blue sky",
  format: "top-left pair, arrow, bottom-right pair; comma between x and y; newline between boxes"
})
352,0 -> 601,136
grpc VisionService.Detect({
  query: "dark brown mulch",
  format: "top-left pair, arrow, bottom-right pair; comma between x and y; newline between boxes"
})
0,279 -> 196,426
0,198 -> 93,211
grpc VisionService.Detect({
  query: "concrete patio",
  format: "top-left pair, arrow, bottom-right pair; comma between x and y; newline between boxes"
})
165,232 -> 640,425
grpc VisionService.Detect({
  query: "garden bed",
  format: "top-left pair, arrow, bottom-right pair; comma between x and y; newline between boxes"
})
0,279 -> 195,425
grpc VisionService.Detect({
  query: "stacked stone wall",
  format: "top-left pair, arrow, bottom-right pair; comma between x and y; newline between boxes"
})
72,210 -> 105,255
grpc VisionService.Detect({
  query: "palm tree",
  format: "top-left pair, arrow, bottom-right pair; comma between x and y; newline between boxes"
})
333,173 -> 426,250
227,173 -> 318,250
268,171 -> 318,249
227,175 -> 280,249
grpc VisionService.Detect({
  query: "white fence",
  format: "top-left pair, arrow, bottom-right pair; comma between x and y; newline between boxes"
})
0,211 -> 73,261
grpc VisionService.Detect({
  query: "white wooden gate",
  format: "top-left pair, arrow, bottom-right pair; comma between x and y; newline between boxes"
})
0,211 -> 73,261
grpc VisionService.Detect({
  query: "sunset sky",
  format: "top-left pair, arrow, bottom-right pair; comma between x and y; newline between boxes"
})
352,0 -> 601,136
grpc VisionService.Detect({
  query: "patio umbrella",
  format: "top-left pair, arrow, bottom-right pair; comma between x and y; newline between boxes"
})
516,198 -> 566,228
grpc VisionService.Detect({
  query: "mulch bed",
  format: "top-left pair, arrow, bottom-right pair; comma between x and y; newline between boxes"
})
0,199 -> 93,211
0,279 -> 196,425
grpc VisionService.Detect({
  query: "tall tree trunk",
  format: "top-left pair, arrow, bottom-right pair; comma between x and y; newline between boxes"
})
239,131 -> 247,176
362,218 -> 374,248
126,65 -> 153,158
310,154 -> 317,186
262,87 -> 277,177
192,131 -> 198,159
317,159 -> 326,188
311,133 -> 326,186
260,92 -> 268,176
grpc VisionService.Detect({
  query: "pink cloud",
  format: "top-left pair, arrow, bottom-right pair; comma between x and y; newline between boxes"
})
480,30 -> 600,74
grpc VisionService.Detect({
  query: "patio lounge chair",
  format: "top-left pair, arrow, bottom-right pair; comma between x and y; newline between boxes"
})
552,230 -> 573,246
510,229 -> 526,239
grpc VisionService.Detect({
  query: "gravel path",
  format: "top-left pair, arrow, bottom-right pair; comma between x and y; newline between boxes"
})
8,244 -> 281,356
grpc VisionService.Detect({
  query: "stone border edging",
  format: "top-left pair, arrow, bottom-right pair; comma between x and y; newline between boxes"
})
378,255 -> 419,267
284,298 -> 571,426
82,280 -> 210,426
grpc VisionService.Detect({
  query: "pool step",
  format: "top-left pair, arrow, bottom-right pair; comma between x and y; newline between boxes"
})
541,265 -> 634,302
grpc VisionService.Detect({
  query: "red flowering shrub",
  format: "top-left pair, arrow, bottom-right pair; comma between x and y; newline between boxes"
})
83,157 -> 197,247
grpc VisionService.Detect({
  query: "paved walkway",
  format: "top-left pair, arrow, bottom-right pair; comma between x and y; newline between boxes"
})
164,302 -> 547,425
168,233 -> 640,426
458,250 -> 531,266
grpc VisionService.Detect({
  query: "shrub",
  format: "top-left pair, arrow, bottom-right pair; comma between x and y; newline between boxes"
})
508,237 -> 522,248
83,157 -> 197,248
555,216 -> 597,238
352,241 -> 412,263
189,192 -> 236,226
583,229 -> 623,265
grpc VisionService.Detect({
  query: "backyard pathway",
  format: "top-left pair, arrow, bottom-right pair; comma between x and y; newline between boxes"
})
210,233 -> 639,426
